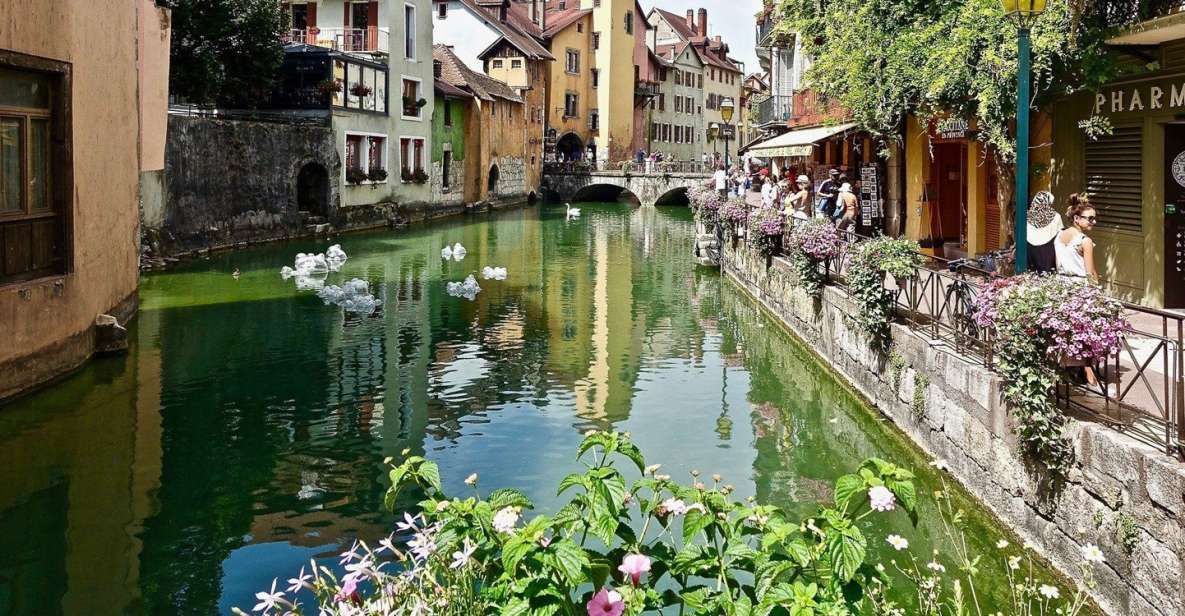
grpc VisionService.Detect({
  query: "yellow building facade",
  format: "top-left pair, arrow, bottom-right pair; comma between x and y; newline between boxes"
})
583,0 -> 638,163
542,8 -> 597,161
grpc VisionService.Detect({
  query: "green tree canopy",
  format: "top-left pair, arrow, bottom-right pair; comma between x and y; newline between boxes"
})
161,0 -> 287,108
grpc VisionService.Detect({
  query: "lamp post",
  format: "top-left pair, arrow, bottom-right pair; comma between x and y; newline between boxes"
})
1002,0 -> 1046,273
708,122 -> 720,168
721,96 -> 736,169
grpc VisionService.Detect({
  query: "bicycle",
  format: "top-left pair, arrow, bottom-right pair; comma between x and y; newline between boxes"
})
943,258 -> 982,346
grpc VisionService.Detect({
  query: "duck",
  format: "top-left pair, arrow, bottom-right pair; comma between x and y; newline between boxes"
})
565,203 -> 581,218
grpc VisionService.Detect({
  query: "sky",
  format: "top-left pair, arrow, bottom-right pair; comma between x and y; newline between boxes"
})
652,0 -> 763,75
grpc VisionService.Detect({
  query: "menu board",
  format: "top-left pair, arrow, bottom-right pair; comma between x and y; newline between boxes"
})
858,163 -> 883,227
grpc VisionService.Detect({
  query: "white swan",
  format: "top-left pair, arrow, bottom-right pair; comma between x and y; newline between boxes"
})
566,203 -> 581,218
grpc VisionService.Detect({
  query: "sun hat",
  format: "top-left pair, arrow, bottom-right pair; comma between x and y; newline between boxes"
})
796,174 -> 810,184
839,182 -> 853,192
1026,191 -> 1063,246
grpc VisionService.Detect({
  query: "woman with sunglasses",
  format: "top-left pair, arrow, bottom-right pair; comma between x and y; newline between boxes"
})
1055,193 -> 1098,282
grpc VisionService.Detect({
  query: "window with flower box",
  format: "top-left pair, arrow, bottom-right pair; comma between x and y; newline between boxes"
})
344,133 -> 388,184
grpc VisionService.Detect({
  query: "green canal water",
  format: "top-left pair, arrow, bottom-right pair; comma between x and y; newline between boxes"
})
0,204 -> 1056,614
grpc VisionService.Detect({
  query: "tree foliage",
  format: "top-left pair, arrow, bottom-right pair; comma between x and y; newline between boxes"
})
161,0 -> 287,108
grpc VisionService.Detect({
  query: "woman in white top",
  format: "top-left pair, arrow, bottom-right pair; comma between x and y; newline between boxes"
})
1055,193 -> 1098,281
761,177 -> 776,208
784,175 -> 812,220
1056,193 -> 1101,387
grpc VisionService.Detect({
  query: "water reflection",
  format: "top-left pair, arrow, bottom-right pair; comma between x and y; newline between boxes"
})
0,204 -> 1022,615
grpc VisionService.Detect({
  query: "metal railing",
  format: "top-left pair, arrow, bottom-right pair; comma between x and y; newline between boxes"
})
614,161 -> 714,175
285,27 -> 390,54
744,216 -> 1185,459
168,104 -> 332,127
756,17 -> 776,47
756,95 -> 793,127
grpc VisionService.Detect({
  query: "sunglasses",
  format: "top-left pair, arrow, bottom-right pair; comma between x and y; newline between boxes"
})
1078,215 -> 1097,223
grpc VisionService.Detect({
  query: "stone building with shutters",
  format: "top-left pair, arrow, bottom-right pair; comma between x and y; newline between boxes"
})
0,0 -> 171,400
1051,12 -> 1185,308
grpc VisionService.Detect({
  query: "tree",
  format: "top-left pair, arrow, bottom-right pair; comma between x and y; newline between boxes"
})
162,0 -> 287,108
778,0 -> 1157,245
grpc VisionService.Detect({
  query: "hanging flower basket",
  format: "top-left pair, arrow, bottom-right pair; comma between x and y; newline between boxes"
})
350,82 -> 373,98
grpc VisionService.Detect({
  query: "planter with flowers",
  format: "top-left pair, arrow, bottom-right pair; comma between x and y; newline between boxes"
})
687,183 -> 720,228
317,79 -> 344,98
747,208 -> 784,265
412,169 -> 429,184
367,168 -> 388,184
350,82 -> 373,98
786,218 -> 841,299
719,198 -> 749,242
846,236 -> 923,350
346,167 -> 369,185
974,275 -> 1126,480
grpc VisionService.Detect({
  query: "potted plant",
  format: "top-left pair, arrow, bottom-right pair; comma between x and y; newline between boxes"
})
317,79 -> 343,97
786,218 -> 841,298
346,167 -> 368,185
416,98 -> 428,108
350,82 -> 373,98
747,208 -> 784,268
412,169 -> 429,184
401,169 -> 414,184
367,168 -> 388,183
719,198 -> 749,244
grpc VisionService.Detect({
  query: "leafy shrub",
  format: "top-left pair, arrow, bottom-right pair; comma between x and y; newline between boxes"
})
346,167 -> 369,185
846,237 -> 922,349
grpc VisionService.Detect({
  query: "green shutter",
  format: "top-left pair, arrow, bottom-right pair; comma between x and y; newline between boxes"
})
1085,124 -> 1143,234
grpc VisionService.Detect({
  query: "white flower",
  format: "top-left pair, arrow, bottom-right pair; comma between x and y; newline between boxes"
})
465,473 -> 478,486
451,537 -> 477,569
868,486 -> 896,512
436,500 -> 451,512
396,512 -> 421,532
644,464 -> 662,475
1038,585 -> 1060,600
1008,556 -> 1022,570
493,507 -> 520,533
253,579 -> 286,613
1081,543 -> 1105,564
408,531 -> 437,560
996,539 -> 1010,549
659,498 -> 689,516
929,459 -> 949,471
927,561 -> 946,573
286,567 -> 312,593
886,535 -> 909,551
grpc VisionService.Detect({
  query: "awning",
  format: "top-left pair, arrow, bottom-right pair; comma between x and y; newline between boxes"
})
745,123 -> 858,157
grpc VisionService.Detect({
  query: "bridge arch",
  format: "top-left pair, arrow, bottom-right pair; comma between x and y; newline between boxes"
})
654,186 -> 690,206
571,183 -> 640,205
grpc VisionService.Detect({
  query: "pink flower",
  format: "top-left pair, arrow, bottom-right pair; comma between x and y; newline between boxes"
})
617,553 -> 652,585
868,485 -> 896,512
587,588 -> 625,616
335,575 -> 358,604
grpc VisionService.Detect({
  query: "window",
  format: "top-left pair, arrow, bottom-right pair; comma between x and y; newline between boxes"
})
564,93 -> 579,118
402,77 -> 422,118
511,59 -> 522,69
589,110 -> 599,130
674,71 -> 682,86
675,97 -> 683,113
1,64 -> 67,283
565,49 -> 580,73
399,137 -> 425,178
443,150 -> 452,189
443,100 -> 452,126
577,22 -> 583,33
404,4 -> 417,60
593,32 -> 600,50
592,69 -> 599,88
368,136 -> 386,172
698,74 -> 703,89
675,126 -> 682,143
624,11 -> 633,34
438,2 -> 447,18
346,134 -> 363,170
593,0 -> 601,6
658,94 -> 665,111
492,59 -> 504,69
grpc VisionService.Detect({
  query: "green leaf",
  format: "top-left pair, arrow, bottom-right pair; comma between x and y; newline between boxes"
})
683,507 -> 714,543
553,502 -> 583,527
680,587 -> 712,613
418,460 -> 442,494
578,432 -> 615,459
833,474 -> 864,511
826,525 -> 866,582
558,473 -> 586,495
755,560 -> 798,600
545,540 -> 590,585
725,538 -> 759,563
589,512 -> 618,545
616,441 -> 647,473
489,488 -> 535,511
886,479 -> 917,514
502,535 -> 534,573
501,597 -> 530,616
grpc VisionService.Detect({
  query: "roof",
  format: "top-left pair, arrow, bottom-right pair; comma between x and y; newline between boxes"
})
433,44 -> 523,103
435,78 -> 473,99
746,122 -> 857,156
648,8 -> 740,73
653,8 -> 699,41
542,7 -> 591,38
453,0 -> 554,60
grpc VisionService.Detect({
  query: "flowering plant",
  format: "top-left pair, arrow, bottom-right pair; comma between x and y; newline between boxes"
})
846,237 -> 923,349
786,219 -> 841,298
973,275 -> 1127,479
237,432 -> 921,616
747,208 -> 784,259
688,184 -> 721,225
719,198 -> 749,237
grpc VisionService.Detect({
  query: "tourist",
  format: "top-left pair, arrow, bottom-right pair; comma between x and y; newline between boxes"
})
1056,193 -> 1101,387
714,164 -> 729,199
635,149 -> 645,165
817,168 -> 840,219
786,175 -> 812,221
1026,191 -> 1061,274
761,174 -> 776,207
836,182 -> 859,232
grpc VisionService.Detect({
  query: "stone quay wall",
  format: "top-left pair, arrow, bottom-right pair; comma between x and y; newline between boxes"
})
722,242 -> 1185,616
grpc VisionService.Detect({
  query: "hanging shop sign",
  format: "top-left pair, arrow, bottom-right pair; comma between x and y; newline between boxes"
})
935,117 -> 971,141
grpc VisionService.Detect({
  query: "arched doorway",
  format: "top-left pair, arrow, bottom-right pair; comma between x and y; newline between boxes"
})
487,165 -> 500,194
557,132 -> 584,162
297,162 -> 329,218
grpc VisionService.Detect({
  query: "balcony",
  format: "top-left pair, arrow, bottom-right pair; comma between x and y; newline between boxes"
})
635,82 -> 660,98
756,94 -> 793,127
756,17 -> 775,49
284,27 -> 390,55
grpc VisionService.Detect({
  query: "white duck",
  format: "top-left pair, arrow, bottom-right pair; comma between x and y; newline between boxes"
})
565,203 -> 581,219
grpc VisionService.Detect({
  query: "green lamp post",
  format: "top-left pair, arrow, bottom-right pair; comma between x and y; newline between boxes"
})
721,96 -> 736,169
1003,0 -> 1046,273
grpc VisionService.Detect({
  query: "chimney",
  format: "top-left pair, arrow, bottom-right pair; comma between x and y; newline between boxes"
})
714,35 -> 721,44
697,8 -> 707,37
685,10 -> 694,31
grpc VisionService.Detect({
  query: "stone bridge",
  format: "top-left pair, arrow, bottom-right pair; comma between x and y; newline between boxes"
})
541,165 -> 711,206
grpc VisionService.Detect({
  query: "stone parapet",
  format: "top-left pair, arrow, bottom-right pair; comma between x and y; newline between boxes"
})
722,242 -> 1185,616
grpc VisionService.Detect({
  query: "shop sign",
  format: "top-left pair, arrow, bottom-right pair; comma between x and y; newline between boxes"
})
1095,76 -> 1185,117
936,118 -> 970,140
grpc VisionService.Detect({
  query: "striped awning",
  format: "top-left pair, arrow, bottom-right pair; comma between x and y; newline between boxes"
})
745,123 -> 858,157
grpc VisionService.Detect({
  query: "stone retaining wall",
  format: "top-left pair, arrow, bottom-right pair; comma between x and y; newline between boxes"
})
722,242 -> 1185,616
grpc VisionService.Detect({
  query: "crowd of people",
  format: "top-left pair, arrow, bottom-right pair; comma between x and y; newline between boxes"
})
711,163 -> 862,233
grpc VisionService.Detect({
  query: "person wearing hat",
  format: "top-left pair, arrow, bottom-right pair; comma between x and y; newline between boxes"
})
1026,191 -> 1062,274
817,169 -> 841,219
785,175 -> 813,221
836,182 -> 859,232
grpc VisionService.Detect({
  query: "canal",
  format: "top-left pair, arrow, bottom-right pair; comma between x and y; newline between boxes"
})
0,204 -> 1056,614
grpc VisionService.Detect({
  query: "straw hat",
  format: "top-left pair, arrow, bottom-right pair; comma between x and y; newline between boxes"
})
839,183 -> 853,193
796,174 -> 810,184
1026,191 -> 1063,246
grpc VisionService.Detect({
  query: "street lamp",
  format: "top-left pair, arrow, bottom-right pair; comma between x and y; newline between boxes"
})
1002,0 -> 1046,273
708,122 -> 720,166
720,96 -> 736,169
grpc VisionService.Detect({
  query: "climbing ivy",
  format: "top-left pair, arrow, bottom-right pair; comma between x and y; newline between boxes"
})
846,237 -> 923,351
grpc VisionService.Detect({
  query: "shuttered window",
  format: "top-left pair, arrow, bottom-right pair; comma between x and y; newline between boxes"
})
1085,124 -> 1143,233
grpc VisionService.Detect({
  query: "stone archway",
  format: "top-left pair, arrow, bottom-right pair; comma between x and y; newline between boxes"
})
557,132 -> 585,162
570,183 -> 640,205
654,186 -> 690,206
296,162 -> 329,218
488,164 -> 500,194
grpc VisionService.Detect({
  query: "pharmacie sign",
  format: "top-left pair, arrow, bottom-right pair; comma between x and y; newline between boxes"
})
1094,75 -> 1185,116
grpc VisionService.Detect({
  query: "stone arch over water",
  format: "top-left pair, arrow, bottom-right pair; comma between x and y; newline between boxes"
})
571,184 -> 640,205
654,186 -> 690,206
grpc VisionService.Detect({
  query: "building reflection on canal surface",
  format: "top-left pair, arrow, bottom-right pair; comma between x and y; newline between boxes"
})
0,204 -> 1034,614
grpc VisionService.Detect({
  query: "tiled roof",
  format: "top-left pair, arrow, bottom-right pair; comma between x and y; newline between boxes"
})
453,0 -> 554,60
541,7 -> 590,38
433,44 -> 523,103
435,77 -> 473,99
653,8 -> 698,41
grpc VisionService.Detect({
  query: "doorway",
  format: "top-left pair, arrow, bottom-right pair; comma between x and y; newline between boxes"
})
487,165 -> 500,194
930,142 -> 966,247
297,162 -> 329,218
442,151 -> 452,190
